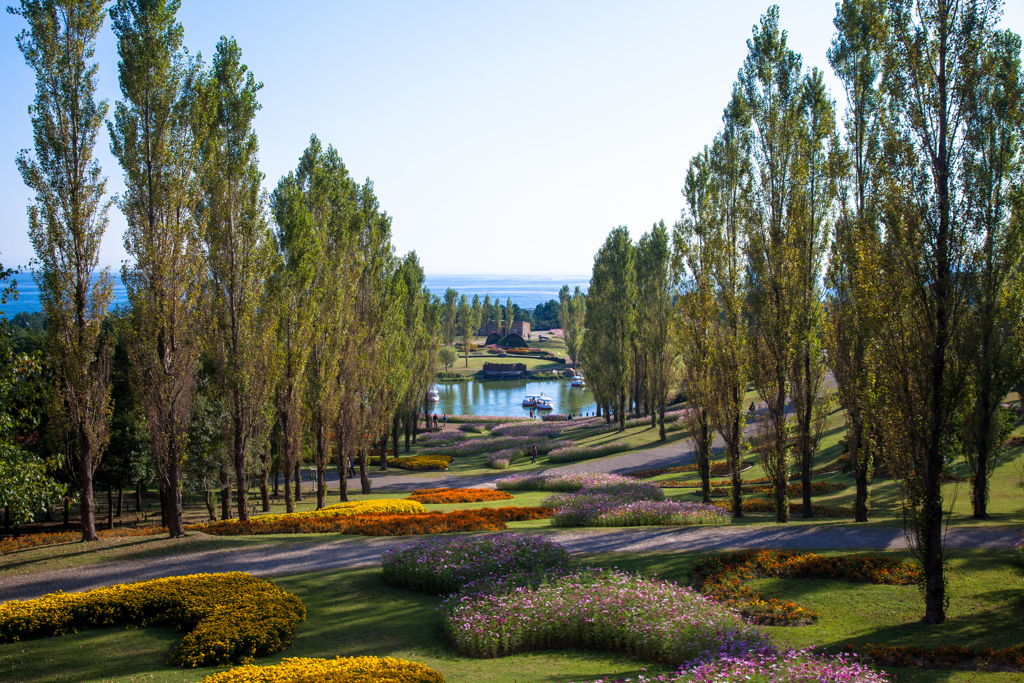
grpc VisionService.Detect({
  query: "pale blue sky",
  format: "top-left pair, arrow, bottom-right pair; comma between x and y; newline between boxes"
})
2,0 -> 1022,276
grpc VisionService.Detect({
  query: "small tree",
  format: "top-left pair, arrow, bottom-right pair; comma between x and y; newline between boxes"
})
439,346 -> 458,371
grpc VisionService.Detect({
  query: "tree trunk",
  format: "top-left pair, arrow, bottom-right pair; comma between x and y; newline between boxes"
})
165,461 -> 185,538
219,467 -> 232,520
380,433 -> 390,471
404,414 -> 411,452
234,414 -> 249,521
79,440 -> 99,542
135,483 -> 143,514
116,488 -> 123,517
698,412 -> 711,504
205,489 -> 216,520
63,496 -> 70,527
359,450 -> 371,494
972,376 -> 992,518
294,464 -> 302,502
315,422 -> 328,510
658,398 -> 666,441
107,488 -> 113,530
260,440 -> 271,512
283,459 -> 294,513
273,469 -> 280,497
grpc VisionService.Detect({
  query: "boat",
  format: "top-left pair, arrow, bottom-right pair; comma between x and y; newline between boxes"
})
570,372 -> 585,387
522,394 -> 540,407
426,388 -> 439,402
534,395 -> 554,410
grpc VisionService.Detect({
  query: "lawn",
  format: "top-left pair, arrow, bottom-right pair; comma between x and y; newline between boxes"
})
0,549 -> 1019,683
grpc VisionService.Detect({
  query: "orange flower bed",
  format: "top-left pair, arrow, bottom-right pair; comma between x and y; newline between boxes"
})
689,549 -> 921,626
406,488 -> 514,504
0,526 -> 165,556
847,642 -> 1024,672
193,507 -> 552,537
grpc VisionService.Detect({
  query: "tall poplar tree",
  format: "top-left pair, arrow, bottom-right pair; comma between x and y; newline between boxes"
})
875,0 -> 1001,624
108,0 -> 204,538
441,288 -> 458,347
740,6 -> 805,523
12,0 -> 113,541
558,285 -> 586,367
199,37 -> 278,522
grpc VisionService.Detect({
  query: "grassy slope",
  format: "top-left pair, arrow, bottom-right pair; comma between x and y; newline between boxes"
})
0,550 -> 1019,683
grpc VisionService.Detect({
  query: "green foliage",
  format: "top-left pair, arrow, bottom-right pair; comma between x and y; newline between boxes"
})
438,346 -> 458,371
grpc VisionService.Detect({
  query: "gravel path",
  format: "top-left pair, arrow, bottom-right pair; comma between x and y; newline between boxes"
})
0,524 -> 1016,603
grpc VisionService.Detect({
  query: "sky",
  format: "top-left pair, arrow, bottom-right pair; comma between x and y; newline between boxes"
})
2,0 -> 1023,277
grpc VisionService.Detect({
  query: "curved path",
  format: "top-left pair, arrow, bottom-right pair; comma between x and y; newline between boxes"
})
0,524 -> 1016,603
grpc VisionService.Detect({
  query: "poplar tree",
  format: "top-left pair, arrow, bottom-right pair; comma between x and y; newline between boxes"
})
637,222 -> 674,439
826,0 -> 888,523
587,227 -> 636,431
740,6 -> 805,523
199,37 -> 278,522
12,0 -> 113,541
561,286 -> 587,368
960,28 -> 1024,519
457,294 -> 472,366
442,288 -> 458,347
875,0 -> 1001,624
108,0 -> 204,538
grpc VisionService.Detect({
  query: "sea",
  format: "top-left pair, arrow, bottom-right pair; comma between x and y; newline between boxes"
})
0,273 -> 591,317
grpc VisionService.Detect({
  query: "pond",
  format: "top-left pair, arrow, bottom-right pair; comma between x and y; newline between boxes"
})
431,378 -> 596,418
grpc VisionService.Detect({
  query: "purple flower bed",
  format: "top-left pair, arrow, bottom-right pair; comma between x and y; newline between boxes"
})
416,430 -> 468,445
441,568 -> 771,664
491,421 -> 565,438
571,649 -> 890,682
381,535 -> 575,595
486,440 -> 577,469
497,472 -> 661,494
422,435 -> 548,456
547,441 -> 631,463
444,415 -> 531,424
550,495 -> 729,527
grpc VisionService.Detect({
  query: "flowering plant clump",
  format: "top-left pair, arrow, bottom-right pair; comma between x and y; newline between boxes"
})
0,526 -> 166,556
847,642 -> 1024,672
0,573 -> 305,668
416,430 -> 468,445
441,568 -> 771,664
200,656 -> 445,682
445,415 -> 530,424
571,650 -> 889,683
497,471 -> 663,494
382,534 -> 576,595
547,441 -> 631,463
485,439 -> 576,468
689,549 -> 921,625
551,496 -> 730,528
405,488 -> 513,504
422,435 -> 547,456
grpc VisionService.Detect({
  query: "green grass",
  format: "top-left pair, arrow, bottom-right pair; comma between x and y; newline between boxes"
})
0,549 -> 1020,682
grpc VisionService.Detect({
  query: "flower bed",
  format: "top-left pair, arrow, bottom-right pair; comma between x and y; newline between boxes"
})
575,650 -> 889,683
0,573 -> 305,668
444,415 -> 530,424
422,435 -> 548,456
0,526 -> 166,556
847,642 -> 1024,672
547,441 -> 630,463
550,496 -> 730,527
190,500 -> 425,536
688,549 -> 921,625
416,430 -> 468,445
200,656 -> 445,682
441,568 -> 770,664
709,499 -> 854,517
382,534 -> 575,595
491,421 -> 565,438
485,439 -> 576,468
497,472 -> 664,498
368,455 -> 454,471
405,488 -> 513,504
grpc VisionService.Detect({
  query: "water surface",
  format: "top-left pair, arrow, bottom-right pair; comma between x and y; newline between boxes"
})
430,378 -> 595,418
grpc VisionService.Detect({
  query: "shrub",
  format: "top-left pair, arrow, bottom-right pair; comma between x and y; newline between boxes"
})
190,500 -> 425,536
405,488 -> 513,504
547,441 -> 630,463
583,650 -> 889,683
457,423 -> 487,433
0,573 -> 305,668
486,439 -> 576,468
497,472 -> 663,497
416,430 -> 468,445
688,549 -> 921,625
491,421 -> 564,438
422,435 -> 547,457
200,656 -> 445,682
441,568 -> 770,665
382,535 -> 575,595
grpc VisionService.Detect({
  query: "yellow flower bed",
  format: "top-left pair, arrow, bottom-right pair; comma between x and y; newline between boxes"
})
0,573 -> 305,668
200,656 -> 445,682
233,499 -> 426,526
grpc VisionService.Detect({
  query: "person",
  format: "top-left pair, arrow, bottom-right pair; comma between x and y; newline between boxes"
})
749,402 -> 755,413
432,413 -> 438,429
442,413 -> 447,426
530,445 -> 538,464
347,455 -> 356,479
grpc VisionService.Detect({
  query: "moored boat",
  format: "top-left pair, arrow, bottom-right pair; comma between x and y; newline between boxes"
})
427,388 -> 439,402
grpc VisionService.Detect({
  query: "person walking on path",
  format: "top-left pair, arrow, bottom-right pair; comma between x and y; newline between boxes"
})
442,414 -> 447,426
530,445 -> 538,464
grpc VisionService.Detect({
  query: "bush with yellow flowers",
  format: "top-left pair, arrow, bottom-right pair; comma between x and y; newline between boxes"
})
0,573 -> 306,668
189,499 -> 425,535
199,655 -> 445,682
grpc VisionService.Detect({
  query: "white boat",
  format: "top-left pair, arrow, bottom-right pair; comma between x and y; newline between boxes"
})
522,394 -> 540,407
534,395 -> 554,410
427,388 -> 439,402
570,373 -> 585,387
